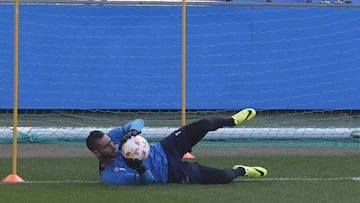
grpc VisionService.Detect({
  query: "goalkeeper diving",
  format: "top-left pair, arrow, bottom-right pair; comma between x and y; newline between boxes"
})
86,108 -> 267,185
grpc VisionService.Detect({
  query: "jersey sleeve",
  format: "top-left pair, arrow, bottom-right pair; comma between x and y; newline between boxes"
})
107,119 -> 144,145
100,168 -> 154,185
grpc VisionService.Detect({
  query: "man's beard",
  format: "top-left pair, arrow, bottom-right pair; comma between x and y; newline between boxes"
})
101,149 -> 117,159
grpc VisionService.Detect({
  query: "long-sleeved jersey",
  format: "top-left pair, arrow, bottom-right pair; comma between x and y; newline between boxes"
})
99,119 -> 169,184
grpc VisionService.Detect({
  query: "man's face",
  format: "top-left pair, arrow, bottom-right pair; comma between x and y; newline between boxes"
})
93,135 -> 117,159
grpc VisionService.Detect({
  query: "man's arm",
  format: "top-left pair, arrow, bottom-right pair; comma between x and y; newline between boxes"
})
107,119 -> 144,145
100,168 -> 154,185
122,118 -> 144,133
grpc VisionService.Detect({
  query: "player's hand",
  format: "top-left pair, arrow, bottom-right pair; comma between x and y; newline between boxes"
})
120,129 -> 147,173
122,157 -> 146,173
120,129 -> 140,148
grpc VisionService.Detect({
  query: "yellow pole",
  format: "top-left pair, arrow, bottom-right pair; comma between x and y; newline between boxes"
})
12,0 -> 19,176
181,0 -> 186,126
181,0 -> 194,159
2,0 -> 24,183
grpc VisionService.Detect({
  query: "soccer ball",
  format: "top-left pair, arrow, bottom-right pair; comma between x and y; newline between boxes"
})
121,135 -> 150,160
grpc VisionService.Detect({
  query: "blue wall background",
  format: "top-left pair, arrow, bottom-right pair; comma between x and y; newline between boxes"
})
1,4 -> 359,110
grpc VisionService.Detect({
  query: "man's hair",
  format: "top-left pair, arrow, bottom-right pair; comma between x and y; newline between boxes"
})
86,130 -> 105,151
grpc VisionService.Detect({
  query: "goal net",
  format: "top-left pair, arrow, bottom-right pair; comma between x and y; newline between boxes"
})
0,1 -> 359,147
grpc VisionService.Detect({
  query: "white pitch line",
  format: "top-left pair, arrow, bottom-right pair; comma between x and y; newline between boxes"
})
237,177 -> 360,182
1,177 -> 359,184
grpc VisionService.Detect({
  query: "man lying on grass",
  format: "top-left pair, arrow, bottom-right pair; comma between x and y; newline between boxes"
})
86,108 -> 267,185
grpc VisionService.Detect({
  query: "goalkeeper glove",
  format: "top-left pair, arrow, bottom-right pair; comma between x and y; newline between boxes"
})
120,129 -> 147,173
122,157 -> 147,174
120,129 -> 140,148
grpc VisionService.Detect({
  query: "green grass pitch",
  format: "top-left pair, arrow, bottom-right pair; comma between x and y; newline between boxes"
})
1,156 -> 359,203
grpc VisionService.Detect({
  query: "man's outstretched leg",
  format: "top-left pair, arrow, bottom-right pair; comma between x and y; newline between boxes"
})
185,108 -> 257,150
160,108 -> 257,157
197,164 -> 267,184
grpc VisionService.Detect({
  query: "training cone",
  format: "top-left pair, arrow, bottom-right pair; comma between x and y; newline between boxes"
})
2,174 -> 25,183
182,152 -> 195,159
